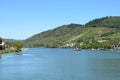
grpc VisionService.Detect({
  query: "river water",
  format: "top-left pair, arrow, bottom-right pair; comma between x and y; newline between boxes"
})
0,48 -> 120,80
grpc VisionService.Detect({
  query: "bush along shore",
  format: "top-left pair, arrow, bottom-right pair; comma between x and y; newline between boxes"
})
0,49 -> 18,54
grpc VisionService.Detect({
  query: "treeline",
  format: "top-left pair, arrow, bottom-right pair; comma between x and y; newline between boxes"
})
5,41 -> 23,51
85,16 -> 120,28
85,16 -> 109,27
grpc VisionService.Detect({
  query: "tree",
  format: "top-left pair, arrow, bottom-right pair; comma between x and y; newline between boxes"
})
111,38 -> 120,49
12,41 -> 23,51
101,40 -> 111,49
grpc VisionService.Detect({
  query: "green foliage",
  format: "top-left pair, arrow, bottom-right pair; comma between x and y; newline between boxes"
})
0,49 -> 16,54
85,16 -> 120,28
80,40 -> 111,49
85,16 -> 109,27
12,42 -> 23,50
6,41 -> 23,50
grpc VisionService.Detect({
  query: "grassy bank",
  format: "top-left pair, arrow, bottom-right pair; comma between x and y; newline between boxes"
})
0,50 -> 17,54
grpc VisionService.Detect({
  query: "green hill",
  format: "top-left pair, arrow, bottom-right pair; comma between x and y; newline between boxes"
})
24,16 -> 120,48
85,16 -> 120,28
24,24 -> 83,47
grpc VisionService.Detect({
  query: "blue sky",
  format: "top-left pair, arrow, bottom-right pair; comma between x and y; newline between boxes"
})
0,0 -> 120,40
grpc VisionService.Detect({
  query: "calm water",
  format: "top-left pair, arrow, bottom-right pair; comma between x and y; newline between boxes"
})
0,48 -> 120,80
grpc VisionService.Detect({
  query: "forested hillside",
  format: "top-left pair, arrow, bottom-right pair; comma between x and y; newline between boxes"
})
24,24 -> 83,47
24,16 -> 120,48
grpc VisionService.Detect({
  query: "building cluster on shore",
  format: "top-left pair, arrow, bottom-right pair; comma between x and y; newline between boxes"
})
0,38 -> 23,54
63,38 -> 120,50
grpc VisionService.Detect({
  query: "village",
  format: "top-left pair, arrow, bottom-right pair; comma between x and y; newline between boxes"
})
64,38 -> 120,50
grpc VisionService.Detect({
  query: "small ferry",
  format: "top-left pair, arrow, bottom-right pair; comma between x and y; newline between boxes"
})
73,47 -> 81,51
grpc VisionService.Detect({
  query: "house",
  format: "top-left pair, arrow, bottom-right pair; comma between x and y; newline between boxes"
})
97,39 -> 106,43
0,38 -> 5,50
64,43 -> 75,47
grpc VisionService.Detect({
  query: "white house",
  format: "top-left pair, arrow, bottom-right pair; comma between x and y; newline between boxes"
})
64,43 -> 75,47
97,40 -> 106,43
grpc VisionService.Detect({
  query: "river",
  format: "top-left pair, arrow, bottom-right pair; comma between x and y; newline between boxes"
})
0,48 -> 120,80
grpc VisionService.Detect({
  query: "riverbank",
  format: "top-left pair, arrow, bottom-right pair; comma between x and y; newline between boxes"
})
0,48 -> 28,54
0,49 -> 17,54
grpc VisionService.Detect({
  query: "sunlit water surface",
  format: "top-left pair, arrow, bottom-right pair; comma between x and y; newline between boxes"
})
0,48 -> 120,80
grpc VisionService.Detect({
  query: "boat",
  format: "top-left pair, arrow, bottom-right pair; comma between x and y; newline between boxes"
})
73,47 -> 81,51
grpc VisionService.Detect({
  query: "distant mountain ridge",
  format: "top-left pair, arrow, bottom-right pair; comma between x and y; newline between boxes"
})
3,39 -> 23,43
4,39 -> 18,42
24,16 -> 120,48
85,16 -> 120,28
